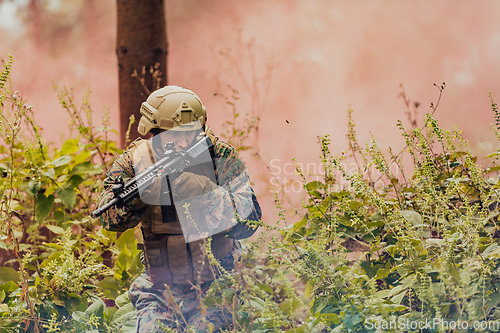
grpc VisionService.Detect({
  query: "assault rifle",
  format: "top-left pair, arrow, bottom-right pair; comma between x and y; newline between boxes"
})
91,136 -> 214,218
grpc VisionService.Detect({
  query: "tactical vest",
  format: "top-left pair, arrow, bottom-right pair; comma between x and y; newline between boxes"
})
128,131 -> 235,289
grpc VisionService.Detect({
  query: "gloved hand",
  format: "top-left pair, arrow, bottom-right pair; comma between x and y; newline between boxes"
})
171,172 -> 217,201
139,175 -> 164,205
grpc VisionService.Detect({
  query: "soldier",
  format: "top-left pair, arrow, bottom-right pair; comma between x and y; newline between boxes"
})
96,86 -> 261,332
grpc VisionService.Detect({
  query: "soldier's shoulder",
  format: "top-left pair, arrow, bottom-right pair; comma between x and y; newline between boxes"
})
214,140 -> 237,159
125,138 -> 148,153
120,138 -> 150,165
107,138 -> 147,177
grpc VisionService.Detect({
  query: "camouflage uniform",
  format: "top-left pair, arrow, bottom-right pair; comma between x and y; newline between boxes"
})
129,246 -> 239,332
97,127 -> 261,332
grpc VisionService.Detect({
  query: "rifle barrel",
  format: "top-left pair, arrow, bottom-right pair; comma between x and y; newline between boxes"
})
91,197 -> 119,218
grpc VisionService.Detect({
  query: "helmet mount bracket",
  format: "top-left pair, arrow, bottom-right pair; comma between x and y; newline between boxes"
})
172,101 -> 197,126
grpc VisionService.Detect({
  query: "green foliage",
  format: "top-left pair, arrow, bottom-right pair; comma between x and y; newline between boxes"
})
0,56 -> 141,332
201,90 -> 500,332
219,88 -> 259,152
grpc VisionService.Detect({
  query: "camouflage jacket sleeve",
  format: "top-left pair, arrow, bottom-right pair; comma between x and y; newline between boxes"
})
97,150 -> 147,231
205,141 -> 262,240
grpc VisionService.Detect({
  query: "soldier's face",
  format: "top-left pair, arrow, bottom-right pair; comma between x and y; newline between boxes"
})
159,130 -> 197,151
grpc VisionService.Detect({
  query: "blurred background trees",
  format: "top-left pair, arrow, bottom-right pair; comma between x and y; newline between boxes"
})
116,0 -> 167,146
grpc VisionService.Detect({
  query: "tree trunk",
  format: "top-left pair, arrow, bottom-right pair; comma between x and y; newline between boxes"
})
29,0 -> 43,49
116,0 -> 168,148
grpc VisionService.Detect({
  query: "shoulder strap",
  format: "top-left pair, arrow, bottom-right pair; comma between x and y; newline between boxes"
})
204,126 -> 219,146
128,139 -> 155,173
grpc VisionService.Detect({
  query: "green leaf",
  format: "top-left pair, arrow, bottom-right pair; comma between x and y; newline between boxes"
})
343,312 -> 363,329
486,151 -> 500,158
18,244 -> 31,252
317,314 -> 341,326
52,297 -> 65,306
306,181 -> 323,191
369,212 -> 383,222
388,284 -> 405,297
54,210 -> 66,224
42,242 -> 63,250
61,139 -> 79,155
400,210 -> 422,226
96,126 -> 108,132
98,277 -> 119,291
119,317 -> 137,333
483,243 -> 498,256
0,267 -> 20,284
67,174 -> 84,188
70,161 -> 101,175
247,296 -> 266,312
112,304 -> 137,333
258,283 -> 274,296
376,268 -> 390,279
0,240 -> 9,251
73,149 -> 91,164
115,292 -> 130,308
51,156 -> 72,167
448,263 -> 461,283
27,180 -> 42,196
305,281 -> 314,298
0,281 -> 20,293
113,303 -> 135,322
280,298 -> 299,314
76,297 -> 88,312
116,229 -> 135,252
35,193 -> 55,222
384,304 -> 408,312
98,277 -> 120,299
116,252 -> 130,272
312,297 -> 329,315
128,251 -> 144,276
0,304 -> 9,315
391,291 -> 406,305
426,238 -> 445,247
45,225 -> 64,234
485,165 -> 500,174
485,292 -> 500,314
104,307 -> 117,322
42,168 -> 55,179
72,310 -> 87,324
85,297 -> 105,319
55,185 -> 76,210
77,125 -> 89,135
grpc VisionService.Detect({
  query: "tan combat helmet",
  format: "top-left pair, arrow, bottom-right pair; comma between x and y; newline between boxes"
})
137,86 -> 207,135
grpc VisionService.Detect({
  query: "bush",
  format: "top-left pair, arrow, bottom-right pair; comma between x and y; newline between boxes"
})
0,55 -> 140,332
203,90 -> 500,332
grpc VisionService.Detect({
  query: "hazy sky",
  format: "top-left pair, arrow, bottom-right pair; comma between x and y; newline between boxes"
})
2,0 -> 500,220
